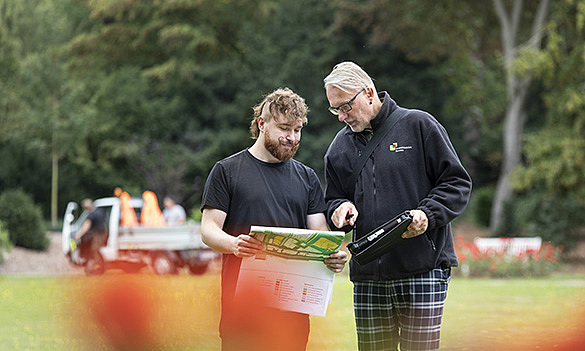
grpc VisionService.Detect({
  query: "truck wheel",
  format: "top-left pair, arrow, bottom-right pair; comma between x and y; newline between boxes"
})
188,263 -> 209,275
152,253 -> 177,276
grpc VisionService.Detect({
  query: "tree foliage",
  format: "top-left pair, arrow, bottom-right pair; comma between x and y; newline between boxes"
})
64,0 -> 349,203
510,0 -> 585,243
0,0 -> 96,225
513,0 -> 585,197
328,1 -> 507,184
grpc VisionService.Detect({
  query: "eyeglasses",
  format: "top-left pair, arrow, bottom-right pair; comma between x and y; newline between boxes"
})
328,88 -> 365,115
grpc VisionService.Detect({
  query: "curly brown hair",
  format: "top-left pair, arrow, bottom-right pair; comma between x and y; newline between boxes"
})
250,88 -> 308,139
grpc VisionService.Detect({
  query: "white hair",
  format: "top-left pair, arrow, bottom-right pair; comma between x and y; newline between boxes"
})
323,61 -> 376,94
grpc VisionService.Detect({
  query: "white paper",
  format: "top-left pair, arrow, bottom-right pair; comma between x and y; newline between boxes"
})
235,226 -> 344,316
237,254 -> 335,317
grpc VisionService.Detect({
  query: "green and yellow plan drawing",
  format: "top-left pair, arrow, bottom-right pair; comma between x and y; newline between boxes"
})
249,226 -> 345,261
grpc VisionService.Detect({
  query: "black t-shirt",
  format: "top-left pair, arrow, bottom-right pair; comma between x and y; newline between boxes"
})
87,208 -> 106,234
201,149 -> 327,304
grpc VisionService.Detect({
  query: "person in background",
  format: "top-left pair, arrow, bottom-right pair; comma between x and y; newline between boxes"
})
200,87 -> 348,351
323,61 -> 472,351
74,199 -> 107,272
162,195 -> 186,225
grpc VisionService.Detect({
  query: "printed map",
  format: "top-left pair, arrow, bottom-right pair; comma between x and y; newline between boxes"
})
249,226 -> 345,261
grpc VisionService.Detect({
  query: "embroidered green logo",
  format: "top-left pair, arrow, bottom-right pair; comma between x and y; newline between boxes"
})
389,142 -> 412,153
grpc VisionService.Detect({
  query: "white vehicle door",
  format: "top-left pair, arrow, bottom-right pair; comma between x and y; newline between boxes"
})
62,202 -> 79,254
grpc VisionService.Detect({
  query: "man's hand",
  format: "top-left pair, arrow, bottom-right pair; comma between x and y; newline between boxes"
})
233,234 -> 264,258
324,250 -> 348,273
402,209 -> 429,238
331,201 -> 358,228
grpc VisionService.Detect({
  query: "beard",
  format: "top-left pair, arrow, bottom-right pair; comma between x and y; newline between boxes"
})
264,129 -> 299,162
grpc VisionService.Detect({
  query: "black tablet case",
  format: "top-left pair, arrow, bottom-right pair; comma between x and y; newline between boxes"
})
347,211 -> 413,265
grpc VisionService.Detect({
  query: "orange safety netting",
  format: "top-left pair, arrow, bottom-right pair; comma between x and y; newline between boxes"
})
140,191 -> 166,227
120,191 -> 139,228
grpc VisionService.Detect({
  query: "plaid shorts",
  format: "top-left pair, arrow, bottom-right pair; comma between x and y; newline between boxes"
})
353,268 -> 451,351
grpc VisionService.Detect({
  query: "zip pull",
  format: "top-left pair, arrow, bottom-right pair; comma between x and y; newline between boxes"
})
426,234 -> 436,251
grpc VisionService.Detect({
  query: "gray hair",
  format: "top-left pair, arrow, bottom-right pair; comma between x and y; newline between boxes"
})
323,61 -> 376,94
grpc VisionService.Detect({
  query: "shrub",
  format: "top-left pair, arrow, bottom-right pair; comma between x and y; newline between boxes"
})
452,235 -> 562,278
513,191 -> 583,249
0,221 -> 12,263
0,189 -> 49,251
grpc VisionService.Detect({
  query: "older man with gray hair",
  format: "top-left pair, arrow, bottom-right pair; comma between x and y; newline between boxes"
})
323,61 -> 472,351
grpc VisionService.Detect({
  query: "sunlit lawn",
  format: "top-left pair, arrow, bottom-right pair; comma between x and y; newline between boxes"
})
1,271 -> 584,350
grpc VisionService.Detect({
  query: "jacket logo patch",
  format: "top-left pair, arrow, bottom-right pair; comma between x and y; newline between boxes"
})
389,142 -> 412,153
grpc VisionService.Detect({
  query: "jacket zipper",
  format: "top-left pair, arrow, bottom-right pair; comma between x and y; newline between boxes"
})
426,234 -> 436,251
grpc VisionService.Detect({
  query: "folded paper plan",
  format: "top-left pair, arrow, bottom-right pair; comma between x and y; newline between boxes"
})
236,226 -> 345,316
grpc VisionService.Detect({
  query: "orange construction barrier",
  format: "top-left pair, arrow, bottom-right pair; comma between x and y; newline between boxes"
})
120,192 -> 139,228
140,191 -> 166,227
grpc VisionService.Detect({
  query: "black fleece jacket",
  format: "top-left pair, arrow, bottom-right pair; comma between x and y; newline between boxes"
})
324,92 -> 472,281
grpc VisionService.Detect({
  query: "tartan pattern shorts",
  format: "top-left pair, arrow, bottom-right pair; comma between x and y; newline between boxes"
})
353,268 -> 451,351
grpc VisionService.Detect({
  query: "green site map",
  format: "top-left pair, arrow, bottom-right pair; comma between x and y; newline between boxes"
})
249,226 -> 345,261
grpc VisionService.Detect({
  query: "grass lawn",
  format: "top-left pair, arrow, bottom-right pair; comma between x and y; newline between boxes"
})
1,272 -> 584,350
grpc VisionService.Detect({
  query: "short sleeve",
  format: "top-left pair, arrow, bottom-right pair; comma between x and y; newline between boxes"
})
200,162 -> 231,213
306,168 -> 327,215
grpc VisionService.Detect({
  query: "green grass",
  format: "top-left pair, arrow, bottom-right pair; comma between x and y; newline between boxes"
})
1,273 -> 584,350
440,276 -> 585,350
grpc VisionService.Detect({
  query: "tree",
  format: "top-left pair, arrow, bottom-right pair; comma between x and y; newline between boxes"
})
513,0 -> 585,199
328,1 -> 507,177
329,0 -> 558,233
64,0 -> 349,207
490,0 -> 550,233
64,0 -> 267,208
0,0 -> 94,226
509,0 -> 585,246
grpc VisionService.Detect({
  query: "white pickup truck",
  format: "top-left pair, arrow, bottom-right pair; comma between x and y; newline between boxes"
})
62,197 -> 217,275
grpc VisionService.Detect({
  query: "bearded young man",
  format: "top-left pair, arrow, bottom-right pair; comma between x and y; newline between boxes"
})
200,88 -> 347,351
